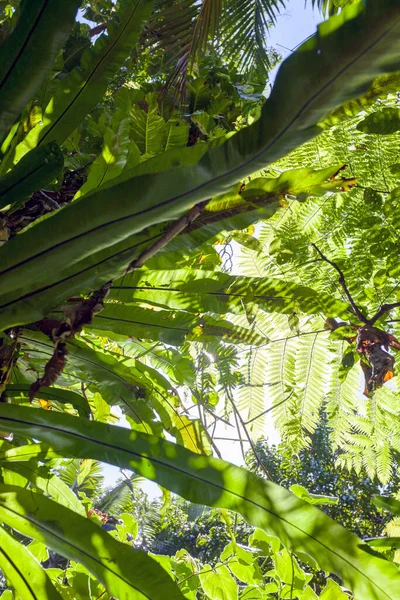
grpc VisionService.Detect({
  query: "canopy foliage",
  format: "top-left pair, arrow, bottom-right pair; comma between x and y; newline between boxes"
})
0,0 -> 400,598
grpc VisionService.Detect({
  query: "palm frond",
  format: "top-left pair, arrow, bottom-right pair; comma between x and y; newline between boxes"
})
220,0 -> 283,76
97,475 -> 138,515
149,0 -> 284,102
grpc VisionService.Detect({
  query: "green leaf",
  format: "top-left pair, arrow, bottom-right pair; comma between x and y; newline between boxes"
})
273,548 -> 307,585
329,326 -> 357,340
239,586 -> 265,599
19,331 -> 160,433
249,528 -> 280,555
356,108 -> 400,135
373,495 -> 400,514
289,484 -> 339,506
91,303 -> 198,346
0,442 -> 62,463
200,563 -> 238,600
220,542 -> 262,584
165,118 -> 190,150
75,90 -> 133,199
364,187 -> 383,208
26,540 -> 49,563
321,71 -> 400,128
59,305 -> 264,350
390,163 -> 400,176
0,0 -> 81,132
242,165 -> 349,201
2,462 -> 86,516
0,142 -> 63,211
0,524 -> 63,600
131,94 -> 167,155
14,0 -> 154,158
320,579 -> 350,599
5,384 -> 91,417
0,1 -> 399,330
110,269 -> 350,318
366,537 -> 400,548
0,486 -> 185,600
338,348 -> 358,383
0,405 -> 399,600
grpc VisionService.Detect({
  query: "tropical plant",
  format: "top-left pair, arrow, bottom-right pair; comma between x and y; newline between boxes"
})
0,0 -> 400,599
247,414 -> 400,539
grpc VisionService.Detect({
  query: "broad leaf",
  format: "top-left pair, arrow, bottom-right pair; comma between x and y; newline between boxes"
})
373,495 -> 400,514
0,143 -> 63,211
13,0 -> 154,159
5,384 -> 90,417
131,94 -> 167,156
356,108 -> 400,135
366,537 -> 400,548
110,269 -> 350,318
200,563 -> 238,600
2,462 -> 86,516
0,485 -> 185,600
0,1 -> 398,330
19,331 -> 161,433
90,303 -> 267,346
74,90 -> 133,199
0,524 -> 62,600
0,0 -> 81,132
0,404 -> 399,600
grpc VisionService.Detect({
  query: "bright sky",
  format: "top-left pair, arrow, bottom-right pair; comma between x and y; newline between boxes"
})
101,0 -> 325,495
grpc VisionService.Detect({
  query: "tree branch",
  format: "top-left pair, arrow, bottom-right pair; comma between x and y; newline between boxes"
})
369,302 -> 400,326
311,243 -> 368,324
127,201 -> 208,271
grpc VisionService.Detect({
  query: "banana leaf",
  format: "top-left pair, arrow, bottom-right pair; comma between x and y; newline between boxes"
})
1,462 -> 86,516
89,303 -> 268,346
0,404 -> 399,600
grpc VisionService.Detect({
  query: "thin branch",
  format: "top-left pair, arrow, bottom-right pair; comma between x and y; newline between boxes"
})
127,201 -> 208,271
238,329 -> 328,354
178,559 -> 231,586
355,185 -> 390,195
311,243 -> 368,323
245,391 -> 293,425
203,407 -> 234,428
226,389 -> 271,479
369,302 -> 400,326
231,398 -> 246,464
213,437 -> 251,442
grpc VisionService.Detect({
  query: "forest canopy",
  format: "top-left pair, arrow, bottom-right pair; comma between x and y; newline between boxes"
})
0,0 -> 400,599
